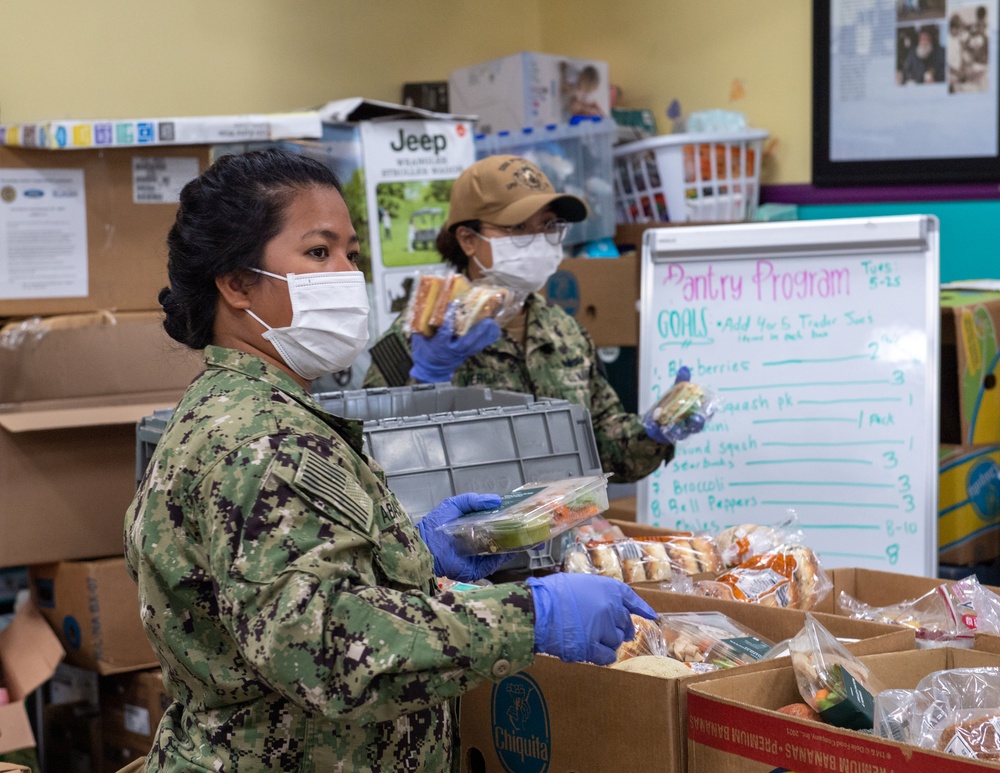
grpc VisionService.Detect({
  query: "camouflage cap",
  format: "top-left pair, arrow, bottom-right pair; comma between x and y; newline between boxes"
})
445,154 -> 589,230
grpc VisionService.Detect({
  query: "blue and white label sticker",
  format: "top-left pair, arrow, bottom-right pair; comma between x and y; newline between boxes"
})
490,672 -> 551,773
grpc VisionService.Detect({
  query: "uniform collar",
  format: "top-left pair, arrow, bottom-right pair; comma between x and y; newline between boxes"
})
512,293 -> 559,358
203,345 -> 365,453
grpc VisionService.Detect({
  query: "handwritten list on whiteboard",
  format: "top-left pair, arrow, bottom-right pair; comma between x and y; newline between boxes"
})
637,217 -> 940,576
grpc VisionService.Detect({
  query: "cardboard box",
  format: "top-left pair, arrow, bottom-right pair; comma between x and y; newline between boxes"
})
100,668 -> 170,765
0,601 -> 65,755
0,311 -> 202,567
604,495 -> 638,522
938,443 -> 1000,564
29,557 -> 157,675
940,288 -> 1000,445
41,701 -> 101,773
813,567 -> 953,615
0,144 -> 213,317
0,111 -> 322,150
687,647 -> 1000,773
544,255 -> 639,347
448,52 -> 611,135
459,587 -> 913,773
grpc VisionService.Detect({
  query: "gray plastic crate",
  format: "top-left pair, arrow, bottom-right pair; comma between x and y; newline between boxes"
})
136,384 -> 602,572
314,382 -> 538,420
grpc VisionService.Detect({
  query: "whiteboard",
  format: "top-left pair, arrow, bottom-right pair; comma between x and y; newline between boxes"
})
637,216 -> 940,577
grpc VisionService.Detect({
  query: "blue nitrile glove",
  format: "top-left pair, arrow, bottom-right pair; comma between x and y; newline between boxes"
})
410,313 -> 501,384
643,365 -> 707,445
525,573 -> 658,665
416,492 -> 515,582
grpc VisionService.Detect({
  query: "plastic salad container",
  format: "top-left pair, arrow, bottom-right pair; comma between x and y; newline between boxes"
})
439,474 -> 611,555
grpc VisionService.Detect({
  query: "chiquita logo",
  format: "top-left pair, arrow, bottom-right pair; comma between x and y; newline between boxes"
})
545,271 -> 580,317
490,673 -> 551,773
967,458 -> 1000,521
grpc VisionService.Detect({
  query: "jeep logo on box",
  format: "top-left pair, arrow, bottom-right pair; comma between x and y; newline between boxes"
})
389,128 -> 447,155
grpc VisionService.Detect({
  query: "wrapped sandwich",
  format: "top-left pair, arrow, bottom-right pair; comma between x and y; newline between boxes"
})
643,379 -> 719,444
405,273 -> 520,338
451,283 -> 517,335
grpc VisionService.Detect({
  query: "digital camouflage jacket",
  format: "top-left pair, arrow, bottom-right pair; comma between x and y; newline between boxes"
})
364,293 -> 672,483
124,346 -> 536,772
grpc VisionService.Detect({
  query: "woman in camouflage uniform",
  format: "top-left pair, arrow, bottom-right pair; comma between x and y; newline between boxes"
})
124,148 -> 655,773
364,154 -> 700,484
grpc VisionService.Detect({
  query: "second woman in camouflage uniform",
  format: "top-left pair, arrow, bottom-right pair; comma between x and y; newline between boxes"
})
364,154 -> 704,483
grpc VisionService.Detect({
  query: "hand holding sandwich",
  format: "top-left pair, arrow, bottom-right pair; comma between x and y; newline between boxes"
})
643,366 -> 708,445
409,306 -> 501,383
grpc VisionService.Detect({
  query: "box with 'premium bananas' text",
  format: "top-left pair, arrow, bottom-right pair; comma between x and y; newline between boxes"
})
687,648 -> 1000,773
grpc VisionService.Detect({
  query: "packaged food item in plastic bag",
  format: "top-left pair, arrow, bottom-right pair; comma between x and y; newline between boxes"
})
405,273 -> 448,337
572,536 -> 703,584
438,475 -> 609,555
936,707 -> 1000,759
615,614 -> 669,662
715,510 -> 805,568
789,614 -> 886,730
874,667 -> 1000,760
838,575 -> 1000,649
451,281 -> 522,335
428,273 -> 471,330
404,273 -> 522,337
873,688 -> 923,745
662,534 -> 725,575
643,380 -> 720,445
694,544 -> 830,610
572,518 -> 627,544
568,532 -> 725,578
562,539 -> 698,594
658,611 -> 775,668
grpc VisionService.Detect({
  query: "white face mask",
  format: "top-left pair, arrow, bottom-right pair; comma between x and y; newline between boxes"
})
472,234 -> 565,294
246,269 -> 370,380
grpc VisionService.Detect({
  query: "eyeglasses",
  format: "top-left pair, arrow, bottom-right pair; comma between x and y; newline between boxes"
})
481,219 -> 570,248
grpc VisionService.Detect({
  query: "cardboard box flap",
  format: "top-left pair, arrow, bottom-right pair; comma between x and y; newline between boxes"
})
686,648 -> 1000,773
0,601 -> 64,700
0,311 -> 202,405
0,391 -> 182,432
316,97 -> 476,124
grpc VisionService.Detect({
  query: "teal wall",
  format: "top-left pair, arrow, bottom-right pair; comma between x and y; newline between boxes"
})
798,201 -> 1000,284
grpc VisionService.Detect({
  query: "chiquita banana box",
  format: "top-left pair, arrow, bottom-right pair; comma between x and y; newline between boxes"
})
938,443 -> 1000,565
940,289 -> 1000,445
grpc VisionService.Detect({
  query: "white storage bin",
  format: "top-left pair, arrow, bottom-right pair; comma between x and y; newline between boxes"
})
612,129 -> 768,224
474,117 -> 617,246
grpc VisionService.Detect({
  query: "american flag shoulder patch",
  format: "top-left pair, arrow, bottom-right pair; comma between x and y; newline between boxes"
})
295,449 -> 374,534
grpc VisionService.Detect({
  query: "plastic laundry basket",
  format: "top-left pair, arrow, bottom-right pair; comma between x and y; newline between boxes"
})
612,128 -> 768,224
